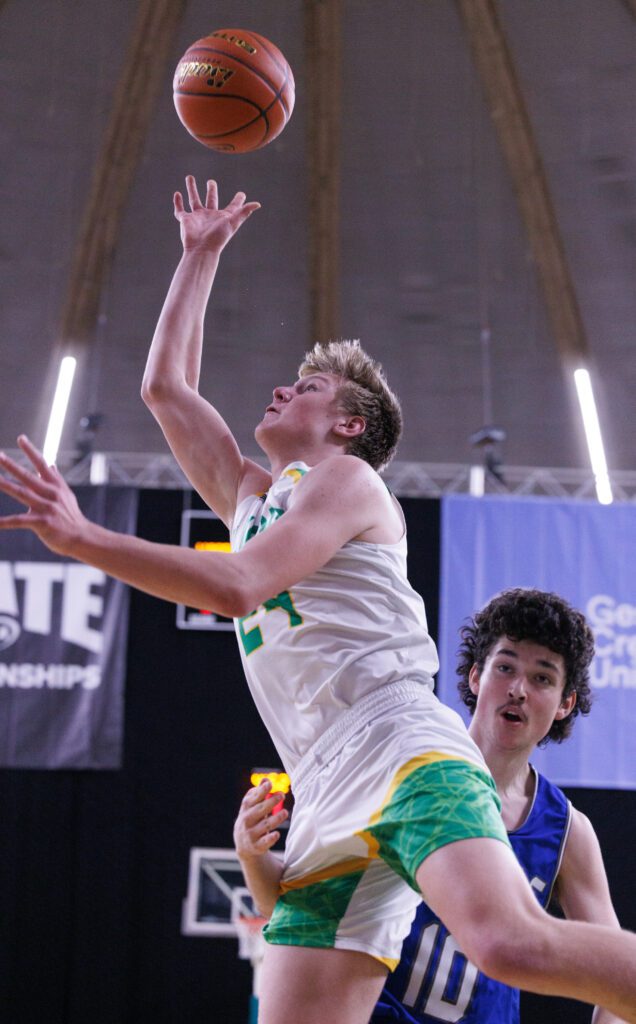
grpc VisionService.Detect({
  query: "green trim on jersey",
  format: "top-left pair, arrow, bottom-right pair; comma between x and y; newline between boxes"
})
264,869 -> 365,948
361,759 -> 510,891
264,760 -> 509,953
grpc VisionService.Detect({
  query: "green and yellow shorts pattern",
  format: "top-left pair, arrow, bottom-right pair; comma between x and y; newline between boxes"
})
264,684 -> 510,968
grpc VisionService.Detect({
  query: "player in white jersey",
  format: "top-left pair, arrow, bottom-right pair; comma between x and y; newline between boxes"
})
235,588 -> 625,1024
1,178 -> 636,1024
231,459 -> 439,771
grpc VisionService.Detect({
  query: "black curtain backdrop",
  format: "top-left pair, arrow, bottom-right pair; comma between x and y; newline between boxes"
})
0,490 -> 633,1024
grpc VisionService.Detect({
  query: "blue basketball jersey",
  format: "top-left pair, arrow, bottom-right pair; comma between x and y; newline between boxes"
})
373,768 -> 571,1024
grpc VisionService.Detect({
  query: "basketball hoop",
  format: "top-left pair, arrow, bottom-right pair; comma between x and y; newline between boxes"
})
235,914 -> 268,964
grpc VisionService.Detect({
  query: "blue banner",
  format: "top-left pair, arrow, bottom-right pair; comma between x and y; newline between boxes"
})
439,495 -> 636,789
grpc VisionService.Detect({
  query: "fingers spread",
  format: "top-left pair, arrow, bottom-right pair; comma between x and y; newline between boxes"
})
0,472 -> 32,506
185,174 -> 203,210
17,435 -> 57,482
0,450 -> 56,500
205,179 -> 219,210
239,202 -> 261,220
226,191 -> 247,210
0,511 -> 40,530
228,203 -> 261,233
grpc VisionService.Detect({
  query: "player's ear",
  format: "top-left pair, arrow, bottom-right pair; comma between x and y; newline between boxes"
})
333,415 -> 366,439
468,664 -> 480,696
554,689 -> 577,720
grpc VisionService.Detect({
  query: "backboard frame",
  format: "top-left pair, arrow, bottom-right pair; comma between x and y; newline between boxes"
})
182,846 -> 257,937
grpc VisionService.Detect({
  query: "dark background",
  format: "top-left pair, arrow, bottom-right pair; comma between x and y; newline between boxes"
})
0,490 -> 633,1024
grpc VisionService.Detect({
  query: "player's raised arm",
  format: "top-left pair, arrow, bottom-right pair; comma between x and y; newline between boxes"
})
141,176 -> 269,527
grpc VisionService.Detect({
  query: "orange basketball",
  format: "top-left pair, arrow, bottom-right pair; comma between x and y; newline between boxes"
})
173,29 -> 295,154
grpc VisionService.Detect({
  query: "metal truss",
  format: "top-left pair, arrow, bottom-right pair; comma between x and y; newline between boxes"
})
4,450 -> 635,502
383,462 -> 636,502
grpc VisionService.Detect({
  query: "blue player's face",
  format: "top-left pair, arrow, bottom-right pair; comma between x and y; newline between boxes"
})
468,637 -> 576,751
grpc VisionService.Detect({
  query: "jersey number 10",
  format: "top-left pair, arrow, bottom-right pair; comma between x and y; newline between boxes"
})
402,921 -> 478,1023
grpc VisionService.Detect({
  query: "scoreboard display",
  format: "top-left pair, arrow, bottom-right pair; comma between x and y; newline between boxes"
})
177,509 -> 234,631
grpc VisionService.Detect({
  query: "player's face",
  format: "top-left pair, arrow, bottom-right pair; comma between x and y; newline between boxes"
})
468,637 -> 576,750
255,372 -> 345,447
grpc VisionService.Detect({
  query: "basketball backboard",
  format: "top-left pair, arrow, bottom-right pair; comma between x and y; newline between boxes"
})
182,847 -> 259,937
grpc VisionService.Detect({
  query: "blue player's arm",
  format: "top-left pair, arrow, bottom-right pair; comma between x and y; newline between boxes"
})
233,779 -> 288,918
556,808 -> 626,1024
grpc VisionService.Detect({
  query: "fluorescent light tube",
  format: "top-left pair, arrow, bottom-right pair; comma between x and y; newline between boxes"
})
573,368 -> 613,505
42,356 -> 77,466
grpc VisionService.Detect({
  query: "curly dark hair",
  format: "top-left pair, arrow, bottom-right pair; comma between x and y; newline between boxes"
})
457,588 -> 594,746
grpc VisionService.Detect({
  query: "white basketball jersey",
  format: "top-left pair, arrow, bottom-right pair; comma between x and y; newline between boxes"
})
230,462 -> 439,774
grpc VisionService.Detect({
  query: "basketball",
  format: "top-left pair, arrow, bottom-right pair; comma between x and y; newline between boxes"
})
173,29 -> 295,154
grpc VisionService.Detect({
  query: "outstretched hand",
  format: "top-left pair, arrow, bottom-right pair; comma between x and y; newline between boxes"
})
0,436 -> 88,556
174,175 -> 260,254
233,779 -> 288,860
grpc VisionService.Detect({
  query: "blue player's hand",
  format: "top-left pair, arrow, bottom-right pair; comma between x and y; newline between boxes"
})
233,778 -> 288,858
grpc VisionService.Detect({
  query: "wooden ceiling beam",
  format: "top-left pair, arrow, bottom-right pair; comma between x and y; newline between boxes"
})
458,0 -> 590,366
304,0 -> 342,343
620,0 -> 636,20
58,0 -> 187,350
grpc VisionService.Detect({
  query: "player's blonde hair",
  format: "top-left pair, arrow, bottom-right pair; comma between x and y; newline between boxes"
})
298,339 -> 403,471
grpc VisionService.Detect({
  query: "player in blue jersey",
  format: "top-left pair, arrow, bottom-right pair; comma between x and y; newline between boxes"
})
235,589 -> 624,1024
1,178 -> 636,1024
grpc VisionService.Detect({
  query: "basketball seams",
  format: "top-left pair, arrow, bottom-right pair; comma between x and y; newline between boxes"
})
270,62 -> 293,118
248,32 -> 287,77
173,30 -> 293,153
175,73 -> 291,150
175,93 -> 269,142
174,90 -> 286,147
179,43 -> 286,102
199,114 -> 269,149
262,77 -> 292,126
174,90 -> 265,113
233,33 -> 295,118
247,34 -> 295,118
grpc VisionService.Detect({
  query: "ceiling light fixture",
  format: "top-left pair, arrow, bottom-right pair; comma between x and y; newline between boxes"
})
573,368 -> 613,505
42,356 -> 77,466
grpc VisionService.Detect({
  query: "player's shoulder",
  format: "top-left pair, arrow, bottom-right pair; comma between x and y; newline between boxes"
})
559,804 -> 604,886
295,456 -> 400,540
293,454 -> 390,510
565,805 -> 599,853
303,453 -> 383,491
556,802 -> 617,920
